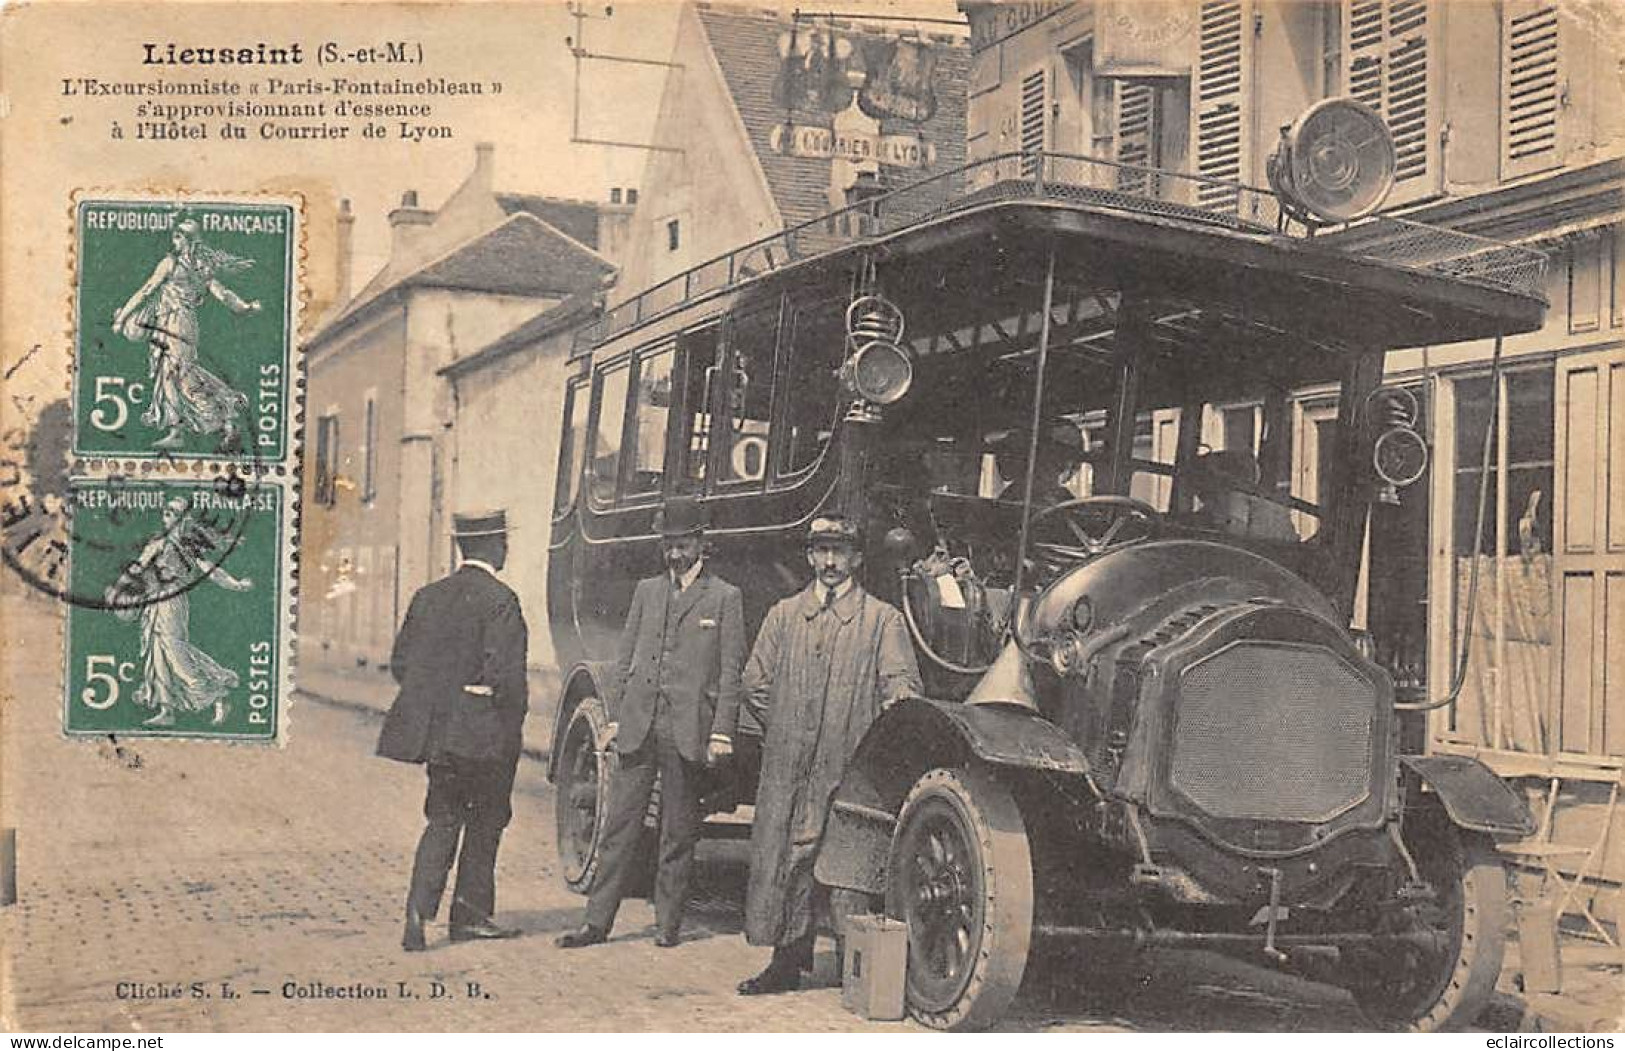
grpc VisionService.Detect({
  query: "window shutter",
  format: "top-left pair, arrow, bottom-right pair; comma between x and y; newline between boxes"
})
1343,0 -> 1441,206
1501,0 -> 1564,180
1115,81 -> 1155,193
1192,0 -> 1253,214
1020,67 -> 1048,175
1345,0 -> 1386,113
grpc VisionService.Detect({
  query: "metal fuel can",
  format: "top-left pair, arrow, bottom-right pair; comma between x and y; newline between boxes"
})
842,914 -> 909,1021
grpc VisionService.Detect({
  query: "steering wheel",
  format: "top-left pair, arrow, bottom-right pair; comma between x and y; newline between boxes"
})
1027,495 -> 1160,568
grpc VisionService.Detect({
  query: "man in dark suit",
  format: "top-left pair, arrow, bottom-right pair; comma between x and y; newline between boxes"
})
557,496 -> 745,949
378,509 -> 528,952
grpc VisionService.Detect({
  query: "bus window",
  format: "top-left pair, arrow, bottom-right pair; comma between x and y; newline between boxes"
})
1130,409 -> 1180,511
589,360 -> 631,505
626,346 -> 675,497
778,296 -> 845,478
676,329 -> 720,493
554,376 -> 589,517
722,304 -> 778,485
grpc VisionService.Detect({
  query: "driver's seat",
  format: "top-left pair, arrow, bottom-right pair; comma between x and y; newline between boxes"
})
902,562 -> 1003,686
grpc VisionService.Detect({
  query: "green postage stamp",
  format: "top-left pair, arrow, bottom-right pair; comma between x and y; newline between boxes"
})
44,190 -> 305,741
61,476 -> 290,739
72,197 -> 297,462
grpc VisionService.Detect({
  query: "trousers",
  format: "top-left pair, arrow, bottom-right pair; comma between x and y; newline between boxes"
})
406,753 -> 519,926
585,725 -> 702,936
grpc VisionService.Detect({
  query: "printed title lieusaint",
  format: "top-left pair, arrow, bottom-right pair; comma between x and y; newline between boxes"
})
144,42 -> 305,65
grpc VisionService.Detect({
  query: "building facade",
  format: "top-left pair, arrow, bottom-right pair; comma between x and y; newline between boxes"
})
620,2 -> 970,298
961,0 -> 1625,921
300,145 -> 623,675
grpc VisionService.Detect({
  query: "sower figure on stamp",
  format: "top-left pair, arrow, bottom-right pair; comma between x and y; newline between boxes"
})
378,509 -> 528,952
737,515 -> 922,995
558,496 -> 745,950
112,218 -> 258,451
108,495 -> 253,728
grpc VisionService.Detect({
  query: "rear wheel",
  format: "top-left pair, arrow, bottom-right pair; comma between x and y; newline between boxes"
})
1343,810 -> 1509,1031
886,766 -> 1034,1031
554,695 -> 614,894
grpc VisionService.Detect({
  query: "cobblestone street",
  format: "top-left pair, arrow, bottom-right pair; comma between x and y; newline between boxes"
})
0,593 -> 1421,1031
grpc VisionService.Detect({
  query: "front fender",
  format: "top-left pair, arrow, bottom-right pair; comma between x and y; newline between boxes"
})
815,698 -> 1090,894
1400,754 -> 1536,836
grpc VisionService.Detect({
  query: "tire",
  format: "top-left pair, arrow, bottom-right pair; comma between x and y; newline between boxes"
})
1343,809 -> 1510,1032
885,766 -> 1034,1031
554,695 -> 614,894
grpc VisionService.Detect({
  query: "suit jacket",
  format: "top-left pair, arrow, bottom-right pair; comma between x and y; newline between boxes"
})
610,567 -> 745,764
377,564 -> 529,764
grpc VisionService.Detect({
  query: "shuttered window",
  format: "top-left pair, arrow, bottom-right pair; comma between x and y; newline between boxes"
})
1346,0 -> 1385,111
1502,0 -> 1563,179
1115,81 -> 1155,193
1193,0 -> 1252,213
1020,68 -> 1047,175
1343,0 -> 1440,204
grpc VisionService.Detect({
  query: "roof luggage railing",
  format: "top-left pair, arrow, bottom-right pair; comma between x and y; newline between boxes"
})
572,150 -> 1548,355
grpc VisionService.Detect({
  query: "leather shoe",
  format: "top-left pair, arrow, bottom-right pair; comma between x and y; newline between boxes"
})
654,929 -> 681,948
554,923 -> 607,949
449,919 -> 520,942
402,906 -> 427,953
737,961 -> 800,996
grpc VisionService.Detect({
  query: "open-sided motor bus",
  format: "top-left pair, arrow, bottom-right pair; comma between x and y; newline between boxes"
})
546,101 -> 1547,1031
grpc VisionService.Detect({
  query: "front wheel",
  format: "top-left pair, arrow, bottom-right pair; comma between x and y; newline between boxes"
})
554,695 -> 614,894
885,766 -> 1034,1031
1342,809 -> 1510,1032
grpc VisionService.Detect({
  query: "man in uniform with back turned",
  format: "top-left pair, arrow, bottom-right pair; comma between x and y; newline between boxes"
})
557,496 -> 746,950
379,508 -> 528,952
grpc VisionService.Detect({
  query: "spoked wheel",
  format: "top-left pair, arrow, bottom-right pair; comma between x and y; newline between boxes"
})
554,695 -> 614,894
886,766 -> 1034,1031
1342,808 -> 1509,1032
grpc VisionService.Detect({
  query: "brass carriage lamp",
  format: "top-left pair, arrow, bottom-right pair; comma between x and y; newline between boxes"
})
840,293 -> 913,408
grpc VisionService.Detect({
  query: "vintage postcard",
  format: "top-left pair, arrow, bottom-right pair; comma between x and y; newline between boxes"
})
3,0 -> 1624,1038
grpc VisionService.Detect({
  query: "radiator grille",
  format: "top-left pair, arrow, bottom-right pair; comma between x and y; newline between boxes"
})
1170,642 -> 1375,824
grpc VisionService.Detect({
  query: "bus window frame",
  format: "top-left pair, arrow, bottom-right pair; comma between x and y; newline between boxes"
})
585,352 -> 636,512
772,290 -> 849,488
622,341 -> 680,504
673,321 -> 724,496
713,293 -> 786,495
552,370 -> 593,522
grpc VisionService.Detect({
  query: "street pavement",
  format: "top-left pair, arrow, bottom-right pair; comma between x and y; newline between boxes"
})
0,592 -> 1443,1031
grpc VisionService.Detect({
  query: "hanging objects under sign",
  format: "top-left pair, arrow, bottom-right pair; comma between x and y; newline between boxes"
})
770,125 -> 938,168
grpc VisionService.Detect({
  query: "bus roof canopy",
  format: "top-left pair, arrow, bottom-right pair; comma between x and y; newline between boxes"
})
578,152 -> 1548,359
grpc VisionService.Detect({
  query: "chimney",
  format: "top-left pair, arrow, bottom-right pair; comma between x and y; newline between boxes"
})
473,142 -> 495,193
387,189 -> 434,262
335,198 -> 355,306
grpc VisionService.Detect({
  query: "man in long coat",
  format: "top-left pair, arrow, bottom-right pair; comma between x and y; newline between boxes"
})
378,508 -> 528,952
557,496 -> 745,948
737,515 -> 922,994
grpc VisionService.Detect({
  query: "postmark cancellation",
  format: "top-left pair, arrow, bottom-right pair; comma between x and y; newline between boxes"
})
60,475 -> 293,740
